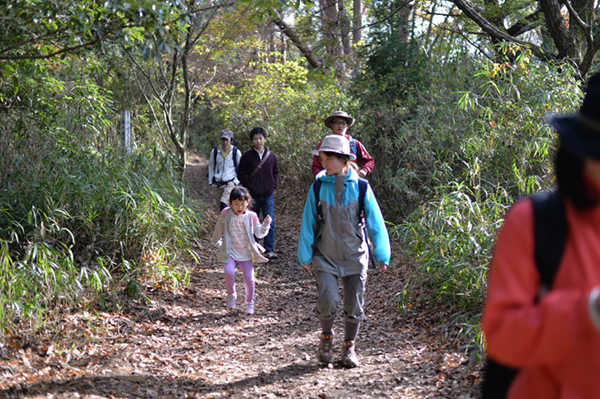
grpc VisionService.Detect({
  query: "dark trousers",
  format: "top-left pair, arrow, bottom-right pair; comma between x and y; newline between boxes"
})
251,194 -> 275,252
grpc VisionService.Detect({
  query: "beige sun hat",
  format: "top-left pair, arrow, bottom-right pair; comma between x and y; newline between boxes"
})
311,134 -> 357,160
324,111 -> 355,129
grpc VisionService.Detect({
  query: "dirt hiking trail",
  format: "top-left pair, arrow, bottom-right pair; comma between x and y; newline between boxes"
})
0,155 -> 483,398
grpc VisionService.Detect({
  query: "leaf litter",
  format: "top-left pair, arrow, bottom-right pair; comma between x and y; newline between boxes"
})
0,156 -> 483,398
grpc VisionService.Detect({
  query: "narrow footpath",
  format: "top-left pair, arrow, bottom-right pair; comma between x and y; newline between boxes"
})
0,155 -> 483,399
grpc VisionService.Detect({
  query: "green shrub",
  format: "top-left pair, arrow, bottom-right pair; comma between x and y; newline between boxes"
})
355,42 -> 582,346
0,145 -> 201,333
394,182 -> 509,312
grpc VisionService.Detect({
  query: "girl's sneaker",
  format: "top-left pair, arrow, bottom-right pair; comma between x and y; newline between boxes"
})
245,301 -> 255,315
226,294 -> 236,309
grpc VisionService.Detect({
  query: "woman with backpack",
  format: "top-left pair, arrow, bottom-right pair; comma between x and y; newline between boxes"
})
298,134 -> 391,368
482,71 -> 600,398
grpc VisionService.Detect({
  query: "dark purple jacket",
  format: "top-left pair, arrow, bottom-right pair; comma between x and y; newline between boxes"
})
237,147 -> 279,198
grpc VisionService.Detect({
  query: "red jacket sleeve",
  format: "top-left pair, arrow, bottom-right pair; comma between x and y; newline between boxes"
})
482,198 -> 594,368
311,141 -> 323,176
354,140 -> 374,175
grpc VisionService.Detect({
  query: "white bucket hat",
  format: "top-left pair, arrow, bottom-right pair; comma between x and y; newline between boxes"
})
311,134 -> 357,160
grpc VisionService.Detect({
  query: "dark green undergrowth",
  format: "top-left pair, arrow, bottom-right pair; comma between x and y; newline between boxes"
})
352,41 -> 582,348
0,145 -> 201,334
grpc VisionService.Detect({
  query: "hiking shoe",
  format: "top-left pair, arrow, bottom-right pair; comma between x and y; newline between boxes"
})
341,340 -> 359,368
318,332 -> 334,363
265,252 -> 278,259
226,294 -> 236,309
245,301 -> 255,315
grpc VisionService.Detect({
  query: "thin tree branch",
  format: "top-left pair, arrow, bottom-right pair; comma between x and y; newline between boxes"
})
273,15 -> 322,68
450,0 -> 557,62
564,0 -> 593,46
0,39 -> 99,60
506,9 -> 543,36
417,12 -> 496,62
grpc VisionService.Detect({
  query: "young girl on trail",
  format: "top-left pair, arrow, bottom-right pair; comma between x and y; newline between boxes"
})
211,186 -> 271,315
298,134 -> 391,368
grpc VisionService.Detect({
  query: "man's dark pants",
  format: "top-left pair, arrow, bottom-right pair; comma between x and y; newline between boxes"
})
251,194 -> 275,252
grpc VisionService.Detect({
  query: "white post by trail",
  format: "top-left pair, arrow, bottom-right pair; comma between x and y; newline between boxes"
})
121,110 -> 131,154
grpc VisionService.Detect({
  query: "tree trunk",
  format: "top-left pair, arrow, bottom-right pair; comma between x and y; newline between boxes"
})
268,21 -> 277,63
177,26 -> 195,178
539,0 -> 577,59
339,0 -> 351,55
396,1 -> 414,44
272,17 -> 322,68
281,30 -> 287,64
319,0 -> 340,57
353,0 -> 362,46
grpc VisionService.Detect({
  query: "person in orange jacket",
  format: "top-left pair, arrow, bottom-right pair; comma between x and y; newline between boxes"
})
482,71 -> 600,398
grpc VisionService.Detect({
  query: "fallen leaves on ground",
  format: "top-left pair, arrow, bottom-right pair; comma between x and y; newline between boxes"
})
0,157 -> 483,398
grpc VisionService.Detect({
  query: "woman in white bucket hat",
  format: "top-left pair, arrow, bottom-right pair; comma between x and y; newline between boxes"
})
298,134 -> 391,368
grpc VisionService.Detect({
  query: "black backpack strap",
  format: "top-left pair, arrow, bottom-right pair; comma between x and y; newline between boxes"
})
232,146 -> 239,173
211,147 -> 218,185
313,179 -> 324,224
482,191 -> 567,399
358,178 -> 368,219
531,191 -> 567,293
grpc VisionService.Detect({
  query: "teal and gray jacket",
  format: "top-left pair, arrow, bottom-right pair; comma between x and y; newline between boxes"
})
297,168 -> 391,276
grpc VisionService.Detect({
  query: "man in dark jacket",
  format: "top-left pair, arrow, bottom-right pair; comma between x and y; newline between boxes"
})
238,127 -> 280,259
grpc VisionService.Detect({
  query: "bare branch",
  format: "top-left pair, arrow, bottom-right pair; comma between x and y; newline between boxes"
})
564,0 -> 593,45
272,16 -> 322,69
506,9 -> 543,36
450,0 -> 557,62
0,39 -> 99,60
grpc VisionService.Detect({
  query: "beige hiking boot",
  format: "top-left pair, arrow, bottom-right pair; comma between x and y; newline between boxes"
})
317,332 -> 334,363
341,340 -> 360,368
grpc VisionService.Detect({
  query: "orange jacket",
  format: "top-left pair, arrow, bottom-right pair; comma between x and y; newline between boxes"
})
483,181 -> 600,398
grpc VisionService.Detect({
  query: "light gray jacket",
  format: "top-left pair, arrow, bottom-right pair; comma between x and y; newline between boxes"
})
211,207 -> 270,263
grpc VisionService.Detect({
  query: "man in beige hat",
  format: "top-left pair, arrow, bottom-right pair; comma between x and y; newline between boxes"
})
209,129 -> 241,211
311,111 -> 375,178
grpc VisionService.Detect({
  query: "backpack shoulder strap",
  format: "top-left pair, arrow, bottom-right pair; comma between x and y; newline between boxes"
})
531,191 -> 567,291
313,179 -> 324,224
211,147 -> 219,184
349,138 -> 357,156
212,146 -> 218,168
358,178 -> 368,219
232,146 -> 239,172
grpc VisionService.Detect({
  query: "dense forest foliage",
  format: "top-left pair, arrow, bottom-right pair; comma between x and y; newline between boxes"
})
1,0 -> 598,352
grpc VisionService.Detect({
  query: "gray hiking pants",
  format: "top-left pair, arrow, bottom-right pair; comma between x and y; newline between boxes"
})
314,271 -> 366,323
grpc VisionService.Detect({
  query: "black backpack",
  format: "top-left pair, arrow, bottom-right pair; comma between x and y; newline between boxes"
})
482,191 -> 567,398
312,177 -> 377,268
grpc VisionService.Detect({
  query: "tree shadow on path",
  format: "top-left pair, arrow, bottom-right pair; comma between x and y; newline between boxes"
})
0,155 -> 483,399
